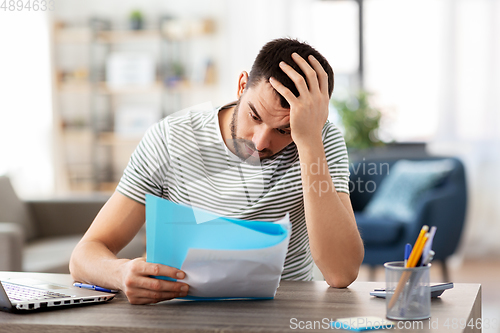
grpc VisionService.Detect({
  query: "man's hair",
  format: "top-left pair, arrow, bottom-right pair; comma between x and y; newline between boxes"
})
247,38 -> 334,108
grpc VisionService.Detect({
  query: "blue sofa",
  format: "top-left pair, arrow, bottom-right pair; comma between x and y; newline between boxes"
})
350,156 -> 467,281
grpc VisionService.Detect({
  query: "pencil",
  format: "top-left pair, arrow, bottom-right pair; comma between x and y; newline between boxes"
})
406,225 -> 429,268
388,226 -> 429,309
408,233 -> 429,268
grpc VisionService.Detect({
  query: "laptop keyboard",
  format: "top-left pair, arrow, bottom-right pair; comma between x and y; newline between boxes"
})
3,282 -> 70,302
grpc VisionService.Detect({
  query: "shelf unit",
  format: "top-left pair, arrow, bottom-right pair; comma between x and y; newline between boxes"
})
52,17 -> 216,193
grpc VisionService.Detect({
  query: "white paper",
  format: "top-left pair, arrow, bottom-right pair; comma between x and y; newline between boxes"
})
180,215 -> 291,298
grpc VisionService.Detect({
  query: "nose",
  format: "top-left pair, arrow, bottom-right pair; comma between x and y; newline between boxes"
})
252,125 -> 272,151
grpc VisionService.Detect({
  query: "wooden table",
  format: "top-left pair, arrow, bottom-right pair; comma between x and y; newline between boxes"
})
0,272 -> 481,332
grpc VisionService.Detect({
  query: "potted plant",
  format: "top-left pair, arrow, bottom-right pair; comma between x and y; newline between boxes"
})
331,90 -> 384,151
130,10 -> 144,30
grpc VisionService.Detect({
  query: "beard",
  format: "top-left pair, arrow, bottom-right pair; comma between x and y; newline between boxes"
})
229,99 -> 274,166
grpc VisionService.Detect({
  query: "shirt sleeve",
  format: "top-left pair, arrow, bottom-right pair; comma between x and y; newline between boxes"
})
116,121 -> 169,205
322,121 -> 351,194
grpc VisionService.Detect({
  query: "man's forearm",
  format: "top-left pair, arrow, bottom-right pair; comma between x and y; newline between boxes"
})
69,192 -> 189,304
70,240 -> 129,291
297,139 -> 364,288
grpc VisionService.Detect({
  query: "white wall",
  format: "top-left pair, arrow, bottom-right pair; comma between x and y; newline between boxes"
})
428,0 -> 500,258
0,10 -> 53,197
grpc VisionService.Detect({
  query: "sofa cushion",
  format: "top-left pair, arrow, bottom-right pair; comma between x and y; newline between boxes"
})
355,212 -> 405,246
0,222 -> 24,271
23,231 -> 146,273
0,176 -> 37,241
363,159 -> 454,223
23,235 -> 82,273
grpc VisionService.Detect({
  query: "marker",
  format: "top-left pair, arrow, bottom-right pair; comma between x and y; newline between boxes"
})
423,250 -> 435,266
73,283 -> 119,293
421,226 -> 437,266
404,243 -> 412,267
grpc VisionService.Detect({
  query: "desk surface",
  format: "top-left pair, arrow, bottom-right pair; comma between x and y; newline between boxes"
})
0,272 -> 481,333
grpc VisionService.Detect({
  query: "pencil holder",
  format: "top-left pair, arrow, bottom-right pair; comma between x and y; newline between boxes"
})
384,261 -> 431,320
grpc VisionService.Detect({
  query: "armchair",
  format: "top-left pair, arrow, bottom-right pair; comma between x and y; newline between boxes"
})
0,176 -> 145,273
350,157 -> 467,281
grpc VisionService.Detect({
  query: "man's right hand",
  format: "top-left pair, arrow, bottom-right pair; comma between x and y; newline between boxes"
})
70,192 -> 190,305
119,258 -> 189,304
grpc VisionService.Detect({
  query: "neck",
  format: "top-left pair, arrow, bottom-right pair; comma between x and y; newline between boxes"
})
218,103 -> 236,152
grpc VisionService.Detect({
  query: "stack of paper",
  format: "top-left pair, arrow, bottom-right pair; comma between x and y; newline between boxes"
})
145,194 -> 291,299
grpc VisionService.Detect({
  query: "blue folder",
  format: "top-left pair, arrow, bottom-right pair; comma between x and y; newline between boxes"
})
145,194 -> 291,299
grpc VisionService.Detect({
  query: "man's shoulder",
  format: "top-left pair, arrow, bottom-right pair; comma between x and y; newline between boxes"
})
163,103 -> 216,129
322,120 -> 344,140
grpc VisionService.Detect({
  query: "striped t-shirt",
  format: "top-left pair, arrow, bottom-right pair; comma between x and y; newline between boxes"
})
117,105 -> 350,281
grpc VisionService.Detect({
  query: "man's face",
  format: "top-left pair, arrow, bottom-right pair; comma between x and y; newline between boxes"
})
230,80 -> 293,165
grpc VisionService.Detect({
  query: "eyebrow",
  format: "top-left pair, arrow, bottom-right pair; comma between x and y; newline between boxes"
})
248,102 -> 291,130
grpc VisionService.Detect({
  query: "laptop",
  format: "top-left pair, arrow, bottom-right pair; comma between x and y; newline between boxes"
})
0,277 -> 115,312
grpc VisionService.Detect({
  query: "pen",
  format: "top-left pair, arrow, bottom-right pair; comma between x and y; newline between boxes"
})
73,283 -> 119,293
404,243 -> 412,267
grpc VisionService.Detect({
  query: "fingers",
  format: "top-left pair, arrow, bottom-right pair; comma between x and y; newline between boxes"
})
307,54 -> 329,94
120,258 -> 190,304
127,290 -> 187,305
269,76 -> 296,105
126,274 -> 189,293
290,52 -> 321,94
124,279 -> 188,304
278,53 -> 328,96
130,257 -> 185,280
279,59 -> 310,95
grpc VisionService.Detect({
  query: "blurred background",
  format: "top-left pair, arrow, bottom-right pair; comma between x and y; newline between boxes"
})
0,0 -> 499,329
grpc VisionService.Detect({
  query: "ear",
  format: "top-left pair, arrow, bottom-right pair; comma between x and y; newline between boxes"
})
237,71 -> 249,98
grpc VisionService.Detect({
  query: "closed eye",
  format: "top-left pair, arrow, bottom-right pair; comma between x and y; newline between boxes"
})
249,111 -> 260,121
277,128 -> 291,135
247,103 -> 290,135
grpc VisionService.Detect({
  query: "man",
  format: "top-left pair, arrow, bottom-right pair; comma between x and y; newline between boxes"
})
70,38 -> 364,305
